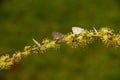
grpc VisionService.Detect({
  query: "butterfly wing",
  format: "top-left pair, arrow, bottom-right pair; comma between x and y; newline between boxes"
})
72,27 -> 84,35
52,31 -> 64,39
32,38 -> 41,47
93,27 -> 98,34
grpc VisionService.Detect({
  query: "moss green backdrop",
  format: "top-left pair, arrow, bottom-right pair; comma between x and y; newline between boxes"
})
0,0 -> 120,80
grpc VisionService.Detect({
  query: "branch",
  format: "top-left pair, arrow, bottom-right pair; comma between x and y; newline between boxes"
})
0,27 -> 120,70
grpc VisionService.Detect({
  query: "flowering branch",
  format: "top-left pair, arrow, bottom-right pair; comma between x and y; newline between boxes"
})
0,27 -> 120,70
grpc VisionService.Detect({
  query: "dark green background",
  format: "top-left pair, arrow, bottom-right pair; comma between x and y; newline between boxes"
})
0,0 -> 120,80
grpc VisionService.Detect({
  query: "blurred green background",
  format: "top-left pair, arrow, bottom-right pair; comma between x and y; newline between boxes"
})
0,0 -> 120,80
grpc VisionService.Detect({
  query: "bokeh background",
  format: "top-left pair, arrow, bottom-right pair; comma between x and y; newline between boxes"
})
0,0 -> 120,80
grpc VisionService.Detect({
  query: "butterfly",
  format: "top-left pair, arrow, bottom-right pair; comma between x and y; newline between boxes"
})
52,31 -> 64,39
93,27 -> 98,34
32,38 -> 41,47
72,27 -> 84,35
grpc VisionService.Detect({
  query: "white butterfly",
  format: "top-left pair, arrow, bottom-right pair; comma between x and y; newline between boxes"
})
52,31 -> 64,39
32,38 -> 41,47
72,27 -> 84,35
93,27 -> 98,34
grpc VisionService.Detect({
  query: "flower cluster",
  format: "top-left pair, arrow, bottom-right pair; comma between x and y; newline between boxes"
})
0,27 -> 120,70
